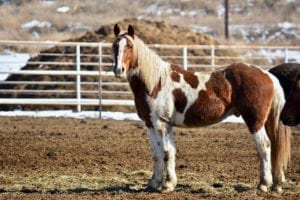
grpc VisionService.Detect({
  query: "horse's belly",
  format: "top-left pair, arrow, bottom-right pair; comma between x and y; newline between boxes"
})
173,112 -> 186,126
182,99 -> 227,127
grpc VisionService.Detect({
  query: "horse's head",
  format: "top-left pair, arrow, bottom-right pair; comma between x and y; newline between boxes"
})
112,24 -> 137,78
280,73 -> 300,126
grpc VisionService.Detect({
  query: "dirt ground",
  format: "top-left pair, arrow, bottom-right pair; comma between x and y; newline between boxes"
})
0,116 -> 299,199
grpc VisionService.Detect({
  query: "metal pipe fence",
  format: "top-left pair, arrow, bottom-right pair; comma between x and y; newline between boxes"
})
0,40 -> 299,117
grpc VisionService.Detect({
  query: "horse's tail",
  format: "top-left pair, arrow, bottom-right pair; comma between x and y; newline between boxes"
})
265,73 -> 291,184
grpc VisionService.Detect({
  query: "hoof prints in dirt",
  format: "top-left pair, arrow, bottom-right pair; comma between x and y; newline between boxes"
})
234,184 -> 251,193
0,188 -> 6,193
212,183 -> 223,188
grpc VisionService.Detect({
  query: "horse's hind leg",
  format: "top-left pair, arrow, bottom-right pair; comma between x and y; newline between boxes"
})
146,127 -> 164,191
252,126 -> 273,192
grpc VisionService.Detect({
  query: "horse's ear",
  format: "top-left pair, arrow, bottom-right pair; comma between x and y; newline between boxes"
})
128,24 -> 134,38
114,24 -> 121,37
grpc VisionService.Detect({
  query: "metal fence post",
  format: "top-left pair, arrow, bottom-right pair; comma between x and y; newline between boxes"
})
284,48 -> 289,63
183,46 -> 188,70
211,46 -> 215,67
76,44 -> 81,112
98,43 -> 103,119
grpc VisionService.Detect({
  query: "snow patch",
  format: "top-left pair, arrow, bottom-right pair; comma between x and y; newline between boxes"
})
21,20 -> 52,29
278,21 -> 293,29
57,6 -> 70,13
0,110 -> 244,123
67,22 -> 92,32
0,51 -> 30,80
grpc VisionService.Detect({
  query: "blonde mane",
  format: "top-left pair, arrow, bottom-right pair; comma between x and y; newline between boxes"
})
132,36 -> 169,93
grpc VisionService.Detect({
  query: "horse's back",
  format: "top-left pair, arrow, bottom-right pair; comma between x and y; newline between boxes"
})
224,63 -> 273,89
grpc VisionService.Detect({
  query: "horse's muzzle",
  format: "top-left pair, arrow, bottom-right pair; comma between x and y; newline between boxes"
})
113,67 -> 125,78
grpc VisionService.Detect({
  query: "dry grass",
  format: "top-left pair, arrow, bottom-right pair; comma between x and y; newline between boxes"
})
0,0 -> 298,45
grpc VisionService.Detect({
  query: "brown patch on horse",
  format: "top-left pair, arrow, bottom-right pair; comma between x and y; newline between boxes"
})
150,79 -> 161,99
171,64 -> 199,88
184,71 -> 231,126
206,71 -> 232,105
128,76 -> 153,128
172,89 -> 187,113
123,37 -> 137,71
224,63 -> 274,133
170,71 -> 180,82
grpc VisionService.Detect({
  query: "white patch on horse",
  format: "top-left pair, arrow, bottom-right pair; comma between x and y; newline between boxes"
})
147,127 -> 164,189
116,37 -> 127,73
147,69 -> 212,126
147,87 -> 175,122
172,72 -> 211,126
253,127 -> 272,192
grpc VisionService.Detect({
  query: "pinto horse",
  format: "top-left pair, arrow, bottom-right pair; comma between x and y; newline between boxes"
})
112,24 -> 291,193
269,63 -> 300,126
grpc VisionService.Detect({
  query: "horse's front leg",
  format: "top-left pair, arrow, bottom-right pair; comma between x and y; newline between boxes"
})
146,127 -> 164,191
146,123 -> 177,193
162,125 -> 177,193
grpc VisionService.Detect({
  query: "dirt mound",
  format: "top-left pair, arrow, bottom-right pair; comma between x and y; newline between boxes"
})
0,19 -> 237,111
92,18 -> 218,45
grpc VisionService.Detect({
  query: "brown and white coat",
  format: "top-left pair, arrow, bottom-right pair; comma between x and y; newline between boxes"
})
112,24 -> 291,193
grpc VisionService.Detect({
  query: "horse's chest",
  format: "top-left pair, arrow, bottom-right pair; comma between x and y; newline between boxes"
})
129,78 -> 153,128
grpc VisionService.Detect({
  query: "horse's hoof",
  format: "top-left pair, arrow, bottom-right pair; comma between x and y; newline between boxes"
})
161,181 -> 176,193
144,182 -> 163,193
257,184 -> 268,192
161,184 -> 175,193
145,178 -> 163,192
144,186 -> 157,193
161,187 -> 174,193
271,185 -> 283,193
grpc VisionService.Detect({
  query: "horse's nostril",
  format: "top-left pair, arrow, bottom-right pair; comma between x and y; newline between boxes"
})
122,67 -> 125,72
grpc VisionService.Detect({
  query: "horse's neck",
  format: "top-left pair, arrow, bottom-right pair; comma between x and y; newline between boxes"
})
131,37 -> 169,94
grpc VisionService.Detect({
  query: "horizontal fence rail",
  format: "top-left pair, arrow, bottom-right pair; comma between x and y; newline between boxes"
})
0,40 -> 299,117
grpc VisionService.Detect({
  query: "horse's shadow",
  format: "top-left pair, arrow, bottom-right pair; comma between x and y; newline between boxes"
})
67,184 -> 144,194
0,185 -> 142,195
14,184 -> 147,195
25,185 -> 140,195
0,183 -> 250,195
0,184 -> 195,195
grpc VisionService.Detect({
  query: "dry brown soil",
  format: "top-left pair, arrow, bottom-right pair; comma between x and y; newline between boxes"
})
0,116 -> 299,199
